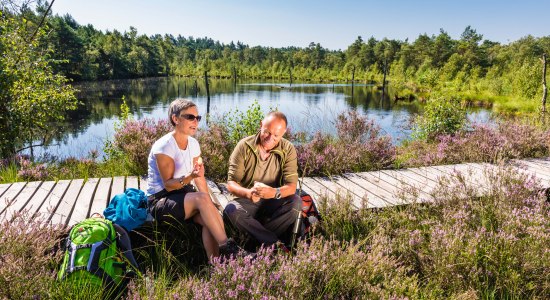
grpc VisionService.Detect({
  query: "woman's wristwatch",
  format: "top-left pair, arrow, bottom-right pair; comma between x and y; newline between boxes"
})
179,176 -> 185,186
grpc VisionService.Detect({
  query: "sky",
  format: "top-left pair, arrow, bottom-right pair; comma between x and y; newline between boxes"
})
51,0 -> 549,50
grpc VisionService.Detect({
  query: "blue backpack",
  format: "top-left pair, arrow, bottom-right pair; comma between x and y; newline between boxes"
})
104,188 -> 148,231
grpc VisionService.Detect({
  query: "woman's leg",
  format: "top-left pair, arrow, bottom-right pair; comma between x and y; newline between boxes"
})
193,214 -> 219,259
183,192 -> 227,245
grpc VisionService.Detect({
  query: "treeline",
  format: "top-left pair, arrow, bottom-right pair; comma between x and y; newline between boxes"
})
13,3 -> 550,104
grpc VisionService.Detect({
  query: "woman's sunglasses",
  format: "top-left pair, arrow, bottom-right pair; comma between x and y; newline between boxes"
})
179,114 -> 202,122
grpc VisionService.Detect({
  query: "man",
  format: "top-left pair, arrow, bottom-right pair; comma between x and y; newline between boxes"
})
224,111 -> 301,251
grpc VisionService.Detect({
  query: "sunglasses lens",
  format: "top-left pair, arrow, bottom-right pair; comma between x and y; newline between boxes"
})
180,114 -> 201,121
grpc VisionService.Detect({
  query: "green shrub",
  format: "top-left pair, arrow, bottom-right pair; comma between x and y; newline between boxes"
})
222,100 -> 269,147
412,98 -> 467,141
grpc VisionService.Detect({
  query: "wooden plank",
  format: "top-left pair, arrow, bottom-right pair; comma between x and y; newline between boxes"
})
407,164 -> 495,200
126,176 -> 139,189
521,160 -> 550,175
475,161 -> 549,180
507,161 -> 550,186
139,176 -> 149,193
311,176 -> 361,209
329,175 -> 387,209
68,178 -> 99,227
408,166 -> 444,184
343,172 -> 396,207
379,169 -> 434,203
461,162 -> 486,172
300,177 -> 335,202
386,168 -> 440,187
423,164 -> 455,177
524,158 -> 550,171
463,161 -> 550,196
25,181 -> 56,216
515,160 -> 550,179
435,164 -> 491,196
110,176 -> 125,201
51,179 -> 84,227
0,183 -> 12,198
297,178 -> 322,201
362,170 -> 431,205
1,181 -> 41,221
435,164 -> 486,185
0,181 -> 27,216
34,180 -> 71,222
89,177 -> 112,217
406,166 -> 450,185
355,171 -> 404,206
526,157 -> 550,164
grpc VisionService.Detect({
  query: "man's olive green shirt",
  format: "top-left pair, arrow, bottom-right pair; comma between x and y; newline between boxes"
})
227,132 -> 299,189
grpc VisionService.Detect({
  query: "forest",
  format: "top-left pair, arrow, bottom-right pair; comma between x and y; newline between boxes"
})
13,3 -> 550,106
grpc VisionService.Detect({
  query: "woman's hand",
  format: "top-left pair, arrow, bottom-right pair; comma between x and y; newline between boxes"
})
190,160 -> 204,178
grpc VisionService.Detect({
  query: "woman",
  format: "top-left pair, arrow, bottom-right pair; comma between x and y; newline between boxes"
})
147,98 -> 239,260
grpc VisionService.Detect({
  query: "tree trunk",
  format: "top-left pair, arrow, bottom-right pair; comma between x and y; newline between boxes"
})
542,53 -> 547,113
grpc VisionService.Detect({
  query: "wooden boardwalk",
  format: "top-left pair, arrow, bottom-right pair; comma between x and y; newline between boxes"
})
1,158 -> 549,228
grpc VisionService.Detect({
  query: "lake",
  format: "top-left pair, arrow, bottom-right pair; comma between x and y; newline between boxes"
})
29,77 -> 490,159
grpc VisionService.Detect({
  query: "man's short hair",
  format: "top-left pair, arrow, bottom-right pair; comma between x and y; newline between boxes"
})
168,98 -> 196,126
265,111 -> 288,127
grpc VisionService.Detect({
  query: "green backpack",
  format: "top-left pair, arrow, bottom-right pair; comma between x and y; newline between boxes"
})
57,218 -> 128,296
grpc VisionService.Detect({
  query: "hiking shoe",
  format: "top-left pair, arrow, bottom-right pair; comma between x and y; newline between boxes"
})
219,238 -> 239,258
219,238 -> 255,260
274,241 -> 290,254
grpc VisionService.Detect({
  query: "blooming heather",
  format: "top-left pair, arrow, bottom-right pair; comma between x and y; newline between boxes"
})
112,118 -> 172,174
401,120 -> 550,167
0,214 -> 64,299
297,110 -> 396,176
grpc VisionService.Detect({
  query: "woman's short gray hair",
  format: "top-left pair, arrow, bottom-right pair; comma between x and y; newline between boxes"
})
168,98 -> 196,126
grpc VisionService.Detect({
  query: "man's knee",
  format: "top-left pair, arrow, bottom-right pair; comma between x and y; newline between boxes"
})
224,202 -> 237,218
290,194 -> 302,211
223,202 -> 244,223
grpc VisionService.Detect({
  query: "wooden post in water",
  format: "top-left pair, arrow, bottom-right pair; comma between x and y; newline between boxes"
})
542,53 -> 547,113
382,58 -> 388,100
233,66 -> 237,87
194,79 -> 198,97
351,65 -> 355,99
289,60 -> 294,87
205,71 -> 211,117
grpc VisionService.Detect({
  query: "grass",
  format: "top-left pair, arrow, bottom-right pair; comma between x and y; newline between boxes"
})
1,165 -> 548,299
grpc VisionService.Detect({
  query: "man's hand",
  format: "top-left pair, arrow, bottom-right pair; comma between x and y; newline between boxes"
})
252,181 -> 276,199
249,188 -> 261,203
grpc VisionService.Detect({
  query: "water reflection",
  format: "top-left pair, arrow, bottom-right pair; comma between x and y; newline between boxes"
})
29,77 -> 479,159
